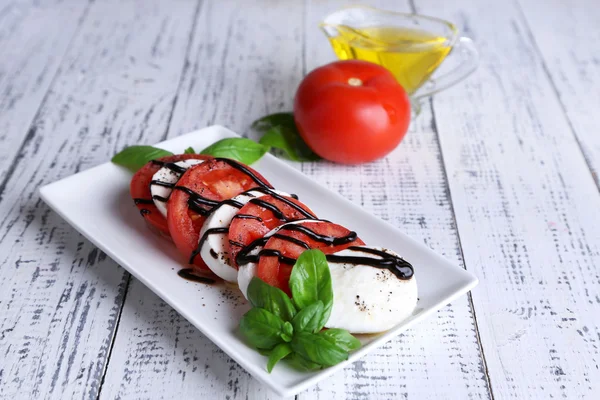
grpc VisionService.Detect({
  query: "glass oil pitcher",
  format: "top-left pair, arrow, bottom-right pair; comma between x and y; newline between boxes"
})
321,6 -> 479,100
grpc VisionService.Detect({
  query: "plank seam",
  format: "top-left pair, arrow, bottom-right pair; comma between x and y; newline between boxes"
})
95,273 -> 132,400
408,0 -> 417,13
162,0 -> 204,141
514,0 -> 600,193
0,0 -> 95,203
429,97 -> 495,400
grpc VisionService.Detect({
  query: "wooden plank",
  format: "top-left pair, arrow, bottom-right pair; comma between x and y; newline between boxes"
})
298,1 -> 492,399
0,0 -> 91,181
0,0 -> 199,398
99,1 -> 304,398
518,0 -> 600,186
414,0 -> 600,398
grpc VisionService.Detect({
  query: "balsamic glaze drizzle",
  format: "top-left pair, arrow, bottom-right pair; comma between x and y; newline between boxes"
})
271,233 -> 311,249
151,160 -> 188,174
133,198 -> 154,205
134,198 -> 154,216
150,180 -> 175,189
246,187 -> 315,220
152,195 -> 169,203
170,158 -> 413,286
173,185 -> 220,216
235,221 -> 356,266
281,224 -> 357,246
147,158 -> 414,283
148,161 -> 196,204
234,223 -> 414,280
177,268 -> 216,284
190,227 -> 229,263
229,239 -> 245,248
249,198 -> 286,220
170,159 -> 307,269
327,246 -> 414,280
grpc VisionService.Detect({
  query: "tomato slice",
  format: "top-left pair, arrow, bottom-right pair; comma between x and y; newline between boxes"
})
228,193 -> 317,269
167,158 -> 273,270
256,221 -> 364,294
130,154 -> 212,236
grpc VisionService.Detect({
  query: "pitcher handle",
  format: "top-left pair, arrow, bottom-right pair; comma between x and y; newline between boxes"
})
412,37 -> 479,100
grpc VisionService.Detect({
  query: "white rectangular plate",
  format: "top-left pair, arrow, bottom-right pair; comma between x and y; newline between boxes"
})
40,125 -> 478,397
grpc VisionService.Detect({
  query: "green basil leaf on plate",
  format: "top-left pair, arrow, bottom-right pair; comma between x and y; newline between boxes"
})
199,138 -> 269,164
280,321 -> 293,343
286,353 -> 322,371
283,321 -> 294,338
259,125 -> 320,162
184,146 -> 195,154
239,308 -> 286,350
111,145 -> 173,173
319,328 -> 361,351
257,348 -> 272,356
291,301 -> 324,333
267,343 -> 293,373
247,277 -> 297,322
291,331 -> 348,367
289,249 -> 333,328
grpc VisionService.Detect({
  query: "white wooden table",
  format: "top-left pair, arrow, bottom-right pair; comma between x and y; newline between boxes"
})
1,0 -> 599,398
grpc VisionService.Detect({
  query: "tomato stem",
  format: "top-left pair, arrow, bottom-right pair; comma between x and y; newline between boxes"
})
347,77 -> 363,87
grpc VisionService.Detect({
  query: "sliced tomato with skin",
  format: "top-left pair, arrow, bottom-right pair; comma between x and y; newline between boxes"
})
167,158 -> 273,270
256,221 -> 365,295
228,194 -> 317,269
130,154 -> 213,237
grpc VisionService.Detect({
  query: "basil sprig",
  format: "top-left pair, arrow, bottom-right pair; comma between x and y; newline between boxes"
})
239,249 -> 361,373
289,250 -> 333,331
253,112 -> 320,161
111,145 -> 173,172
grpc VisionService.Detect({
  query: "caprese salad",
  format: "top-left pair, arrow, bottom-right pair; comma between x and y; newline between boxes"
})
115,143 -> 417,372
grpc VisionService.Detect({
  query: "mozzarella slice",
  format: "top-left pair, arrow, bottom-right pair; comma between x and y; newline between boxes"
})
237,219 -> 326,298
198,189 -> 290,282
150,159 -> 205,217
325,246 -> 417,334
237,254 -> 259,299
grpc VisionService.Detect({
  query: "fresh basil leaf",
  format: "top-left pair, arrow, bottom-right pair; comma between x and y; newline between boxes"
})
289,250 -> 333,329
184,146 -> 195,154
239,308 -> 286,350
251,112 -> 295,133
283,321 -> 294,338
319,329 -> 361,351
111,145 -> 173,173
291,331 -> 348,367
286,353 -> 322,371
247,277 -> 297,322
259,125 -> 320,162
257,348 -> 272,356
267,343 -> 293,373
199,138 -> 269,164
280,333 -> 292,343
291,301 -> 325,333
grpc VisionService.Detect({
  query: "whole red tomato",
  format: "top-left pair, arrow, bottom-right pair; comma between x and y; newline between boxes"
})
294,60 -> 411,164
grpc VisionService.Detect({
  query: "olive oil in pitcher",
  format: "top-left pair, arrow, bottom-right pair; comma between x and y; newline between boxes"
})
327,26 -> 452,95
